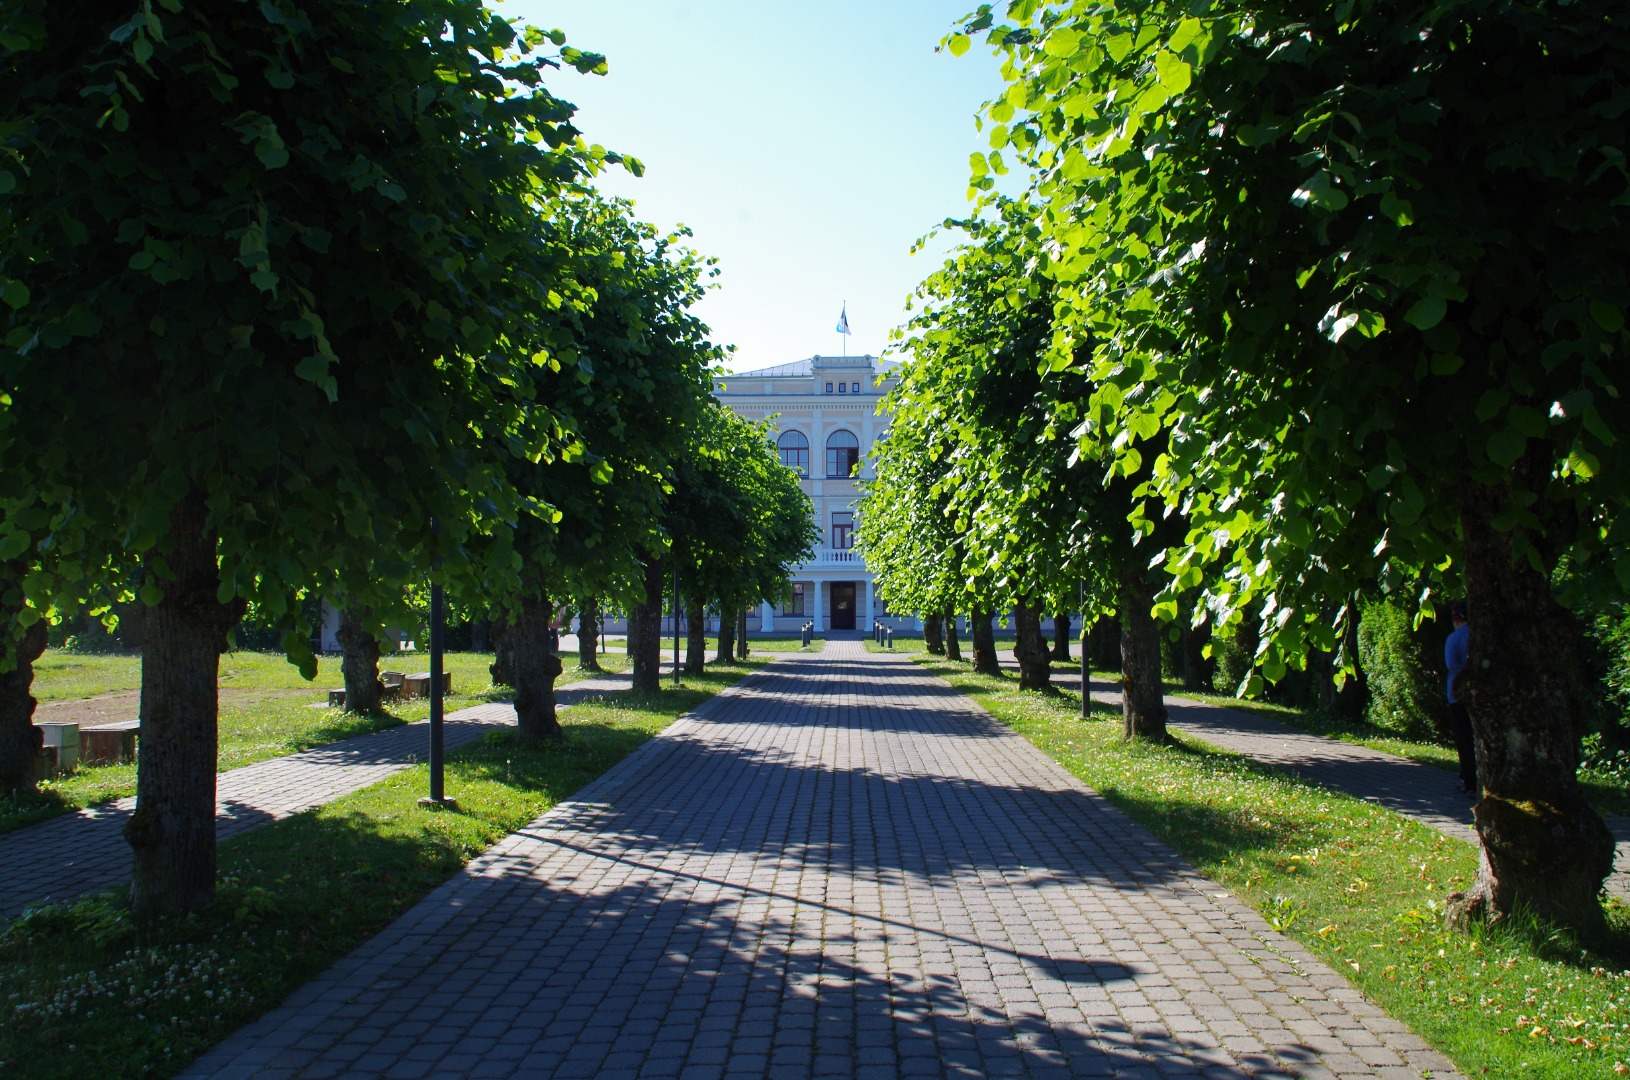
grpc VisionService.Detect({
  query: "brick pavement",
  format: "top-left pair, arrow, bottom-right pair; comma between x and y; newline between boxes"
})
1002,650 -> 1630,903
0,672 -> 635,921
185,640 -> 1459,1079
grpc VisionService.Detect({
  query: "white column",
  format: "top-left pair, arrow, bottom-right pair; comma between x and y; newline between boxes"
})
863,577 -> 874,627
760,601 -> 774,633
812,578 -> 825,633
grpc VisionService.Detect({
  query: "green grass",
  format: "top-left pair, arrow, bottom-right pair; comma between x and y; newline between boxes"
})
914,654 -> 1630,1079
0,659 -> 759,1080
1164,682 -> 1630,820
1,652 -> 632,835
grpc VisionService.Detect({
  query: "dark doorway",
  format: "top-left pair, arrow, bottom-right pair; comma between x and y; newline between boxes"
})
831,582 -> 856,630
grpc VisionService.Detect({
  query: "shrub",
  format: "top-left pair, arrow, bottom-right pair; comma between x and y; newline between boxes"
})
1357,596 -> 1445,741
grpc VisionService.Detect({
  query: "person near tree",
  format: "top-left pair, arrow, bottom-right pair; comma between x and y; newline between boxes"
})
1444,601 -> 1475,795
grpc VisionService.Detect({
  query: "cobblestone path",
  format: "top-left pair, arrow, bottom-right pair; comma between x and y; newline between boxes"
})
185,641 -> 1457,1080
0,673 -> 633,921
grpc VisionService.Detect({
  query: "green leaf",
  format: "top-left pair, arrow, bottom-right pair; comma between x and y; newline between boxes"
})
1404,296 -> 1446,330
1379,191 -> 1414,225
139,583 -> 164,607
1590,300 -> 1625,332
946,33 -> 970,57
0,280 -> 28,309
1430,353 -> 1463,375
1486,428 -> 1527,467
1155,51 -> 1192,94
1043,27 -> 1081,58
0,170 -> 14,195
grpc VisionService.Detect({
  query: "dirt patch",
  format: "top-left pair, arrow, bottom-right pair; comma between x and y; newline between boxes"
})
33,688 -> 320,728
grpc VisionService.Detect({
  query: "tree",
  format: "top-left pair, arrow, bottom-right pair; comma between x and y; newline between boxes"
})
652,402 -> 816,681
2,0 -> 613,917
488,196 -> 718,739
962,0 -> 1629,929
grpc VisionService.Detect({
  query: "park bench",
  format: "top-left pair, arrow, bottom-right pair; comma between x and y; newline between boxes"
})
80,721 -> 140,766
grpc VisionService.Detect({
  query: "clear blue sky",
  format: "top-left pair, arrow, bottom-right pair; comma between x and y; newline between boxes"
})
503,0 -> 1009,370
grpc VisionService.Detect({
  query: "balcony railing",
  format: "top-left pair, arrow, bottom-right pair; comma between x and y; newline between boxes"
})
806,546 -> 860,567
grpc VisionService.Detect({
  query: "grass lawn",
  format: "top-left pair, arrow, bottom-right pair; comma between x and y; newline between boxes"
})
2,651 -> 632,835
912,654 -> 1630,1079
0,659 -> 759,1079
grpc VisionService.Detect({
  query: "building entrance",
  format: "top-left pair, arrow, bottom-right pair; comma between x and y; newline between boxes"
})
830,582 -> 856,630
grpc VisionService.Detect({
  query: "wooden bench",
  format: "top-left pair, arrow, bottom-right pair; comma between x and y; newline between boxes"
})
80,721 -> 140,766
403,672 -> 452,698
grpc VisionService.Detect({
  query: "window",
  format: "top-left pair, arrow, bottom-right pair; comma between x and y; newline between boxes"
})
831,512 -> 854,550
782,582 -> 805,616
777,430 -> 809,476
825,429 -> 860,478
852,382 -> 860,393
838,382 -> 847,393
825,382 -> 833,393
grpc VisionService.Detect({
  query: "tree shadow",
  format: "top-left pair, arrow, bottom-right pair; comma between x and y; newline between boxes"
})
186,860 -> 1326,1079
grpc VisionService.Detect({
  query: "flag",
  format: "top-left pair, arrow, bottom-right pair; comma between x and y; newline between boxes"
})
835,305 -> 851,335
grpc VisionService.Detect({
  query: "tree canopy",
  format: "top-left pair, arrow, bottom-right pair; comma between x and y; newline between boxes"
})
950,0 -> 1630,928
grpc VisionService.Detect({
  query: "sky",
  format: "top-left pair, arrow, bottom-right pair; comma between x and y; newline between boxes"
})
502,0 -> 1013,370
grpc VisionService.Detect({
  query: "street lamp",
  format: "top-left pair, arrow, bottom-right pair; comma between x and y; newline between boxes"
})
420,520 -> 455,810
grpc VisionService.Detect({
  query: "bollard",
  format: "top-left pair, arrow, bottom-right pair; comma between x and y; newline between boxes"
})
886,627 -> 894,650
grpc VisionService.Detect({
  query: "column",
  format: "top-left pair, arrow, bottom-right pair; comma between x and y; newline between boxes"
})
760,601 -> 774,633
863,577 -> 874,628
812,578 -> 825,633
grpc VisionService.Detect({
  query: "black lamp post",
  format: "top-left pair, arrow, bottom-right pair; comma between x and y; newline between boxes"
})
420,520 -> 454,809
672,562 -> 681,685
1079,579 -> 1090,720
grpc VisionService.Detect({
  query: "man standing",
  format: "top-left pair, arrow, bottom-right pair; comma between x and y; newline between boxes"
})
1445,601 -> 1475,795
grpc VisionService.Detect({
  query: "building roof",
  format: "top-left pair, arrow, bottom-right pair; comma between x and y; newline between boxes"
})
730,354 -> 901,378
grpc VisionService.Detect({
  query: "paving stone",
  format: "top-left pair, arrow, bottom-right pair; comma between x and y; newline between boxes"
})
175,642 -> 1459,1079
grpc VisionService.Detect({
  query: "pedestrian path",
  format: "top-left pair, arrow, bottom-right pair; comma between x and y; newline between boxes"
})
186,640 -> 1458,1079
0,669 -> 635,921
1000,649 -> 1630,903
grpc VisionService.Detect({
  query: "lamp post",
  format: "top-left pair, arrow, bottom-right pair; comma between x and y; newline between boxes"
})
1079,579 -> 1090,721
420,520 -> 454,809
672,562 -> 681,686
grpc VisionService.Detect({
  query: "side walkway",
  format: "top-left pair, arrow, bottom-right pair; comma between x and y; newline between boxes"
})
998,650 -> 1630,902
186,640 -> 1458,1079
0,671 -> 635,921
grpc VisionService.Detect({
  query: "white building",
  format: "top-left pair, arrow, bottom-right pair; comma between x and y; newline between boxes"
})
714,353 -> 902,636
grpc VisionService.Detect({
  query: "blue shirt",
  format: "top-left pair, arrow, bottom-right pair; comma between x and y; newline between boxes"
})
1445,623 -> 1469,704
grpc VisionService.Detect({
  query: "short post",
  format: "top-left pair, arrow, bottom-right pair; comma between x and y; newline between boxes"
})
886,627 -> 893,650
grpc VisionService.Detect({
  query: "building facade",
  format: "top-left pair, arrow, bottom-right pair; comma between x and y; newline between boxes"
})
714,353 -> 902,635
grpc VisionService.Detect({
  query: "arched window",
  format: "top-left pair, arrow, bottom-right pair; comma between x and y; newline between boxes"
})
777,430 -> 809,476
826,429 -> 860,478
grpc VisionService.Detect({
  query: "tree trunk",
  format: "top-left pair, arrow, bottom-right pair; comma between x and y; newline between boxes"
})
1050,611 -> 1071,662
0,588 -> 48,798
336,604 -> 384,714
576,596 -> 602,672
970,610 -> 1000,676
1181,609 -> 1212,693
735,608 -> 749,661
511,593 -> 563,740
1446,467 -> 1614,932
1013,601 -> 1052,691
686,599 -> 708,675
126,495 -> 243,921
629,557 -> 665,694
944,611 -> 962,661
489,617 -> 514,688
1093,615 -> 1122,672
923,613 -> 945,655
1119,565 -> 1169,742
715,604 -> 736,664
